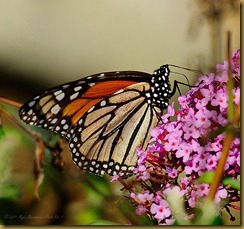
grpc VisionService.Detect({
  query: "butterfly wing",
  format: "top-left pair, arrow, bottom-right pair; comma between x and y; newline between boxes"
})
19,71 -> 159,177
19,71 -> 148,137
69,82 -> 160,177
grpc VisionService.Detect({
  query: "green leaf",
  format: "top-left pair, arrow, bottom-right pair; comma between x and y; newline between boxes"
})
199,171 -> 215,183
0,114 -> 5,138
83,173 -> 113,197
193,198 -> 220,225
222,177 -> 240,190
74,208 -> 101,225
89,220 -> 119,225
0,128 -> 5,139
0,184 -> 20,200
199,171 -> 240,190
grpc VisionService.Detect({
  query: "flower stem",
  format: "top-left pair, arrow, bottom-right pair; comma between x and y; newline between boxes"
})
226,31 -> 234,122
208,104 -> 239,200
208,31 -> 239,201
0,96 -> 22,108
208,126 -> 236,200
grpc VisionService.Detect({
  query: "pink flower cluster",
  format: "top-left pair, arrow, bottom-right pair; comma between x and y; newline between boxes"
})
125,49 -> 240,225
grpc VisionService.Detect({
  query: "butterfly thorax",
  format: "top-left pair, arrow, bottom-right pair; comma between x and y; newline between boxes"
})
146,65 -> 171,110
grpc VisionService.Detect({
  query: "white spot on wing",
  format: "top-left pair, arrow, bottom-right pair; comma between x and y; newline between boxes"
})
99,73 -> 105,77
100,100 -> 106,106
70,92 -> 79,100
145,93 -> 151,98
28,101 -> 36,107
61,119 -> 66,124
62,84 -> 69,89
55,126 -> 60,131
56,92 -> 65,101
74,86 -> 82,91
121,166 -> 127,171
63,124 -> 69,130
32,116 -> 37,121
22,116 -> 28,120
54,90 -> 63,96
88,106 -> 95,113
28,109 -> 33,115
51,104 -> 61,114
107,169 -> 112,174
88,82 -> 95,87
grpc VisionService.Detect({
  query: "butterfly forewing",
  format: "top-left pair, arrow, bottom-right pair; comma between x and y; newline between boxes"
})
19,80 -> 89,137
19,71 -> 150,137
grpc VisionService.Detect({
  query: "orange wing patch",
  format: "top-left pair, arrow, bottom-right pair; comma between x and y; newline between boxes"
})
63,99 -> 89,116
63,80 -> 137,126
71,98 -> 103,124
83,80 -> 137,98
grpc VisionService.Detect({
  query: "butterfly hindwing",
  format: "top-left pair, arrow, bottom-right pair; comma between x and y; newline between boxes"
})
69,82 -> 160,177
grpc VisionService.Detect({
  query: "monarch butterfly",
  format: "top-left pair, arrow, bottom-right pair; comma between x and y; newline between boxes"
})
19,65 -> 181,178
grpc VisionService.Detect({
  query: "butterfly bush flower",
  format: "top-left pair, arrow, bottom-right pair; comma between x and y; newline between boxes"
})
117,49 -> 240,225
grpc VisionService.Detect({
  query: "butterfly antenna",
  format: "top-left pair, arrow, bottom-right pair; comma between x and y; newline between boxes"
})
168,64 -> 204,97
168,64 -> 204,75
169,71 -> 191,89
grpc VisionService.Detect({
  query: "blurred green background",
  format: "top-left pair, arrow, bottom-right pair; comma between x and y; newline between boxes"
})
0,0 -> 240,225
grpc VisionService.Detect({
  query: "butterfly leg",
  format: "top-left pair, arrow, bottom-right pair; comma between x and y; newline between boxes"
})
171,80 -> 195,96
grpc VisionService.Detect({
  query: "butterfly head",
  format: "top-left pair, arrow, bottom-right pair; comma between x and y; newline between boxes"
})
147,65 -> 172,109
